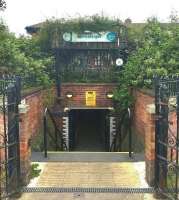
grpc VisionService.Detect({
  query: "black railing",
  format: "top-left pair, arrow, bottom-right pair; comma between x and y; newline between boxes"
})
154,76 -> 179,200
43,108 -> 67,158
61,66 -> 120,83
0,76 -> 21,199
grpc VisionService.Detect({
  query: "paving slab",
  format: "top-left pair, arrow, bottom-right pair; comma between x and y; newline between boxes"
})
36,162 -> 140,187
16,152 -> 159,200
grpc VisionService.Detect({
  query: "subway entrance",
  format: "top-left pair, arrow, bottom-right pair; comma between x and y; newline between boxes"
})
69,109 -> 110,152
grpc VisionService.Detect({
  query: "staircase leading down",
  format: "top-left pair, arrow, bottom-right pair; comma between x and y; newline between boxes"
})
31,151 -> 141,162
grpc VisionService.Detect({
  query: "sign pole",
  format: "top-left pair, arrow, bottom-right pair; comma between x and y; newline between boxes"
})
55,48 -> 61,97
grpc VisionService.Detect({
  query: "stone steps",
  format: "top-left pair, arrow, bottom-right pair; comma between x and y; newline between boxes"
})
31,152 -> 143,162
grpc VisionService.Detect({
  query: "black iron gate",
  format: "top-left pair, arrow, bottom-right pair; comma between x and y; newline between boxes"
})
0,76 -> 21,199
155,77 -> 179,199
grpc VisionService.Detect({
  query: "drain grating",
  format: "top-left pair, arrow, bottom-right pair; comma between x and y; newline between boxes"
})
22,187 -> 155,193
73,192 -> 85,198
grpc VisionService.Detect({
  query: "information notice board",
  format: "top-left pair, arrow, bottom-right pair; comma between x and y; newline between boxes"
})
85,91 -> 96,106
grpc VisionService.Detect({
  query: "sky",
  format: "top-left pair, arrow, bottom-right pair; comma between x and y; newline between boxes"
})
0,0 -> 179,35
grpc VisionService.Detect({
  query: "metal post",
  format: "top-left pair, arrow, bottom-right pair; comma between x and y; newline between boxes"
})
154,77 -> 168,197
154,77 -> 160,190
55,48 -> 61,97
2,92 -> 8,195
15,76 -> 21,103
7,85 -> 19,193
128,108 -> 132,158
15,76 -> 21,193
55,129 -> 58,151
175,78 -> 179,200
43,110 -> 48,158
60,135 -> 63,151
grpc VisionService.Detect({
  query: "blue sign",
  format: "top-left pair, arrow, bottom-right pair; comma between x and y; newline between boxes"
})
63,31 -> 117,43
107,32 -> 117,42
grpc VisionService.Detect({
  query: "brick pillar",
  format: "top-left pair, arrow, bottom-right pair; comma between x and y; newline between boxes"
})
19,112 -> 31,185
145,104 -> 155,186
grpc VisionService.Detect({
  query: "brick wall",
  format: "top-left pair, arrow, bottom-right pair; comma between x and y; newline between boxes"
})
168,111 -> 177,160
132,89 -> 158,185
132,89 -> 155,137
132,89 -> 177,186
0,88 -> 45,185
19,88 -> 56,184
0,84 -> 176,187
61,85 -> 159,185
132,89 -> 155,185
19,90 -> 44,183
169,111 -> 177,138
18,86 -> 178,187
61,83 -> 116,108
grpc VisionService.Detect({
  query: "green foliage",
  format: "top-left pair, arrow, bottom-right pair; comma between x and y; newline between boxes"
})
36,15 -> 127,83
30,163 -> 41,179
0,16 -> 126,86
38,15 -> 126,52
61,65 -> 120,83
14,36 -> 54,88
114,16 -> 179,110
1,14 -> 179,108
0,21 -> 18,72
0,20 -> 54,88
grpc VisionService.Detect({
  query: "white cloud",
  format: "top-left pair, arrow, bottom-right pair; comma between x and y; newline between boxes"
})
1,0 -> 179,35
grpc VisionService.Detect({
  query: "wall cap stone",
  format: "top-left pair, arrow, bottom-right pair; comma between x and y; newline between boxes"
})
66,106 -> 114,110
22,87 -> 43,98
146,104 -> 155,114
19,99 -> 29,114
133,88 -> 155,97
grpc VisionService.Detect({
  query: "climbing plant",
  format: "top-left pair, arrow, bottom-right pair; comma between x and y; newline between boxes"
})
36,15 -> 128,83
38,15 -> 126,52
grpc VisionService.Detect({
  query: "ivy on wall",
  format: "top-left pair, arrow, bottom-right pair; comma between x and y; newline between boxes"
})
35,15 -> 128,83
38,15 -> 127,52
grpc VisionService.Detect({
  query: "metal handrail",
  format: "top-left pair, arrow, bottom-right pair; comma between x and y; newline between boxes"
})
43,107 -> 67,158
110,107 -> 132,158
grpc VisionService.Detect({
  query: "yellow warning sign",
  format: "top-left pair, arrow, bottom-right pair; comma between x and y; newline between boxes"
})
85,91 -> 96,106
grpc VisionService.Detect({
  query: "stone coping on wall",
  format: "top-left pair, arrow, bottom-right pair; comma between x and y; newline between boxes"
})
21,83 -> 117,98
21,86 -> 154,98
64,106 -> 114,111
22,86 -> 44,98
134,88 -> 155,97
